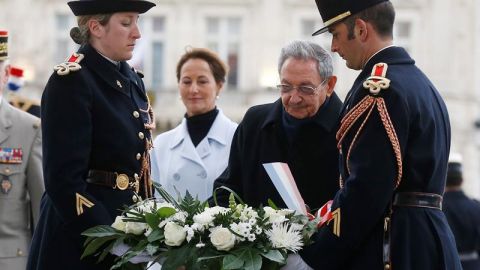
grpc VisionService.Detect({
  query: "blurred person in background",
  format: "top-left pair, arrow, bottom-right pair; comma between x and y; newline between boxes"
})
6,66 -> 41,118
212,40 -> 341,211
0,30 -> 43,270
151,47 -> 237,201
26,0 -> 156,269
443,153 -> 480,270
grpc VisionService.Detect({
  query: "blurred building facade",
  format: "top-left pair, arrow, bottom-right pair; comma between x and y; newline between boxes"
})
1,0 -> 479,197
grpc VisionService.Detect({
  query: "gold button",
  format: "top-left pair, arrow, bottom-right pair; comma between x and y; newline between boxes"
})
133,111 -> 140,118
136,153 -> 141,160
134,173 -> 139,180
132,195 -> 138,203
17,249 -> 23,256
116,80 -> 122,88
138,132 -> 145,140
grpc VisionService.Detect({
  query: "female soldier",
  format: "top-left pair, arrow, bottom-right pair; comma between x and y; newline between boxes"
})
150,48 -> 237,201
27,0 -> 155,269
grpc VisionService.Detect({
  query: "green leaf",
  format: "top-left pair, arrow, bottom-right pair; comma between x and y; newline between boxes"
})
157,207 -> 176,218
162,245 -> 195,270
267,199 -> 279,210
81,235 -> 118,259
233,249 -> 262,270
261,250 -> 286,264
146,229 -> 164,242
222,254 -> 245,269
82,225 -> 122,238
145,212 -> 160,228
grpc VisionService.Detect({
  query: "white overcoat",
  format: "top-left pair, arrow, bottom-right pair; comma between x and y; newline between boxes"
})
151,110 -> 237,201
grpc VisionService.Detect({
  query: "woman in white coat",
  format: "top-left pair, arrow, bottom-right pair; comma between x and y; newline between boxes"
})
151,48 -> 237,201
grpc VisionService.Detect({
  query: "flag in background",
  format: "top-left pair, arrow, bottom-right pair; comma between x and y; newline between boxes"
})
7,66 -> 24,91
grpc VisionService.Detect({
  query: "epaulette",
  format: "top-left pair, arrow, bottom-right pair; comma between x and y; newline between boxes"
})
336,62 -> 402,189
53,53 -> 84,76
132,67 -> 144,78
362,63 -> 391,95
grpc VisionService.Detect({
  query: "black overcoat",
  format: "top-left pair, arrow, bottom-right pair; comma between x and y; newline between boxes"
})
27,44 -> 151,270
300,46 -> 462,270
212,95 -> 342,211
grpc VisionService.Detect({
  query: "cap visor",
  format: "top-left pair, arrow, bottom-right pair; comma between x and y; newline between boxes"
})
312,26 -> 329,36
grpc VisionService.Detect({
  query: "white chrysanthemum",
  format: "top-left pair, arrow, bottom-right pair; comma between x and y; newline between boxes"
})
185,225 -> 195,242
193,212 -> 215,228
247,234 -> 256,242
266,223 -> 303,252
255,227 -> 262,235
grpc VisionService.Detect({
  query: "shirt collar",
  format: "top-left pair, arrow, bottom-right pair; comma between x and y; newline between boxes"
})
363,45 -> 395,69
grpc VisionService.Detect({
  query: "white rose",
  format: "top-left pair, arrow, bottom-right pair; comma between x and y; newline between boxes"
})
164,222 -> 186,246
210,227 -> 236,251
125,222 -> 147,235
111,216 -> 127,232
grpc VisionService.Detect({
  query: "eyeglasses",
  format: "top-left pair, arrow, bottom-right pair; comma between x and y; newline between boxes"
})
276,78 -> 328,95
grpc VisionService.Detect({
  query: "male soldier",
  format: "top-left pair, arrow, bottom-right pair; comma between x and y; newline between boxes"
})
0,30 -> 44,270
443,154 -> 480,270
7,66 -> 41,118
288,0 -> 462,269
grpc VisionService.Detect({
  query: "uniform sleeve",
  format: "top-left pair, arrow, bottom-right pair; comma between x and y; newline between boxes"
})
300,87 -> 410,269
41,72 -> 111,234
210,120 -> 245,206
26,124 -> 44,227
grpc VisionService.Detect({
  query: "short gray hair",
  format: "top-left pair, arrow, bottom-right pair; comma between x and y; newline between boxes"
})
278,40 -> 333,80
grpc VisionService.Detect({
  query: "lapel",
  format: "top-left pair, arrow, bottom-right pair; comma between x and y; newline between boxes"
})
170,119 -> 206,169
0,99 -> 13,144
81,45 -> 131,97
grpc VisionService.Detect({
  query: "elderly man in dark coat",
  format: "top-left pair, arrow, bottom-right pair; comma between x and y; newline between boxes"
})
212,40 -> 342,212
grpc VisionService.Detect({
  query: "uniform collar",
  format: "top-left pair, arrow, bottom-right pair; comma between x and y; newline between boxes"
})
262,94 -> 341,132
79,44 -> 132,96
169,109 -> 231,149
362,46 -> 415,75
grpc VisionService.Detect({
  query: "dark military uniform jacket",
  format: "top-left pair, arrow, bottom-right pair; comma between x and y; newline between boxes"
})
443,190 -> 480,270
0,100 -> 43,270
27,44 -> 152,270
212,95 -> 342,211
300,46 -> 462,270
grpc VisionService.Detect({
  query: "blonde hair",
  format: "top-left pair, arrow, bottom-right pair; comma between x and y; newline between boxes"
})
69,14 -> 112,45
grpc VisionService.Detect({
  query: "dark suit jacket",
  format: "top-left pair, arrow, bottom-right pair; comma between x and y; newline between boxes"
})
212,94 -> 342,211
27,44 -> 151,270
301,46 -> 462,270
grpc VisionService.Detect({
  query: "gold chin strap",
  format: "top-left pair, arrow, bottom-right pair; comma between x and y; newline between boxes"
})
336,63 -> 403,189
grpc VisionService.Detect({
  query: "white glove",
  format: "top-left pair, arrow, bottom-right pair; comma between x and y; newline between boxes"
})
281,254 -> 314,270
110,242 -> 153,264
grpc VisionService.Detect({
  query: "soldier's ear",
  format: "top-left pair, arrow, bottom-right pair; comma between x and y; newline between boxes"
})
354,19 -> 368,41
88,19 -> 103,39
